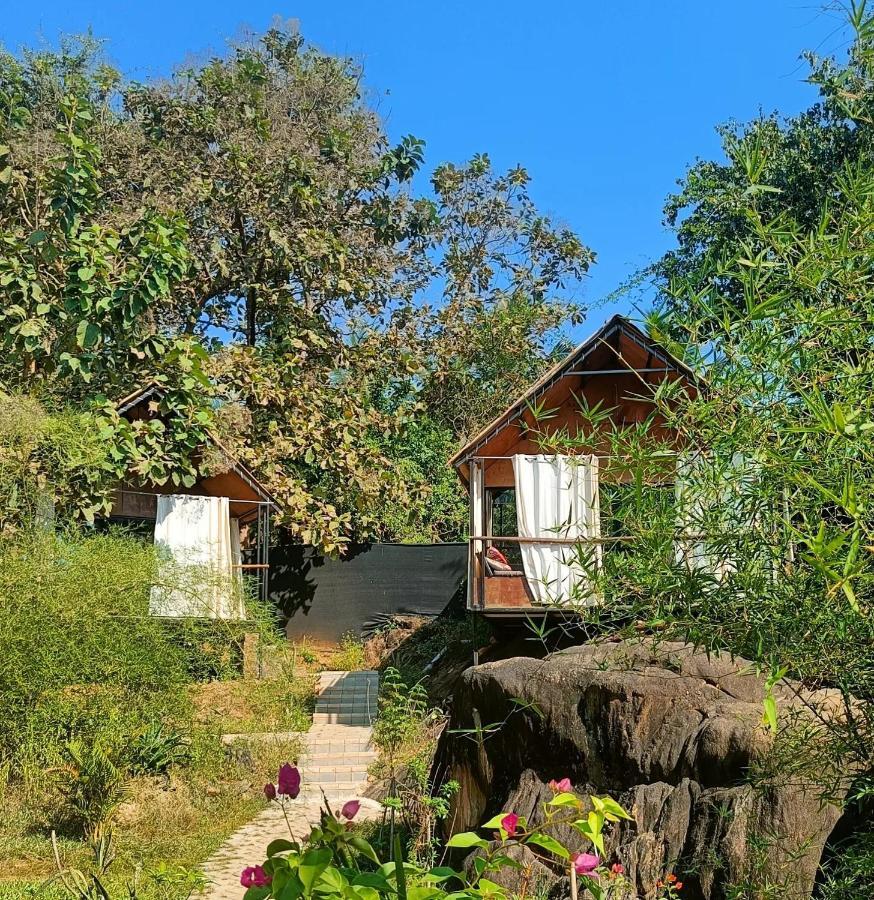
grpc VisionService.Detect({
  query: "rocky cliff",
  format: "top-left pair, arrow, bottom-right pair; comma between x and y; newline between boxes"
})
434,639 -> 847,899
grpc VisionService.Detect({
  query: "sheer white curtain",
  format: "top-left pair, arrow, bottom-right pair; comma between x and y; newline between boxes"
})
512,454 -> 601,606
675,452 -> 758,580
150,495 -> 245,619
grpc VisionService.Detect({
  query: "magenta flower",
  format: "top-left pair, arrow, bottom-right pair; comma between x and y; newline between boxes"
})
341,799 -> 361,820
500,812 -> 519,837
548,777 -> 573,793
264,782 -> 277,801
572,852 -> 600,877
277,763 -> 301,799
240,865 -> 272,888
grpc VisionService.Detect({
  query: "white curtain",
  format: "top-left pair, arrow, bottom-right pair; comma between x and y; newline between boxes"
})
512,454 -> 601,606
150,495 -> 245,619
675,452 -> 757,580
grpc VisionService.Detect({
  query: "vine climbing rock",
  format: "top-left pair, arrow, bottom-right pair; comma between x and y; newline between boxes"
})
434,639 -> 852,900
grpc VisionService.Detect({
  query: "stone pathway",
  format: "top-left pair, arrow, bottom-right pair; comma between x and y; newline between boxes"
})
201,670 -> 382,899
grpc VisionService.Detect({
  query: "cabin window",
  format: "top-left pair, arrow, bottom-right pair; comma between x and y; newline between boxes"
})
486,487 -> 522,567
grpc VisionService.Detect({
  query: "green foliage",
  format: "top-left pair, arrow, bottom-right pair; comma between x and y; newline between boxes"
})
247,777 -> 657,900
0,527 -> 192,784
818,831 -> 874,900
0,29 -> 593,552
127,723 -> 191,777
527,8 -> 874,892
333,632 -> 368,671
0,40 -> 194,392
57,739 -> 127,841
373,415 -> 468,542
372,668 -> 430,766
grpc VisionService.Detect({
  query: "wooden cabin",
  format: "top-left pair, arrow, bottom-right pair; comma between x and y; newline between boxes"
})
109,383 -> 278,614
450,315 -> 697,618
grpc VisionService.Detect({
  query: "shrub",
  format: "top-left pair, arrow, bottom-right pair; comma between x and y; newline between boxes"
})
334,632 -> 367,671
0,528 -> 191,781
127,723 -> 191,776
57,739 -> 128,841
372,668 -> 430,767
241,762 -> 686,900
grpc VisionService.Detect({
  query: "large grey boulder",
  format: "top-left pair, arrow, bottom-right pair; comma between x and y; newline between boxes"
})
435,639 -> 847,900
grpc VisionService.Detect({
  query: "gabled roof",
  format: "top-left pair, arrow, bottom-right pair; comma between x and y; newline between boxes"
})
117,382 -> 279,509
449,314 -> 697,469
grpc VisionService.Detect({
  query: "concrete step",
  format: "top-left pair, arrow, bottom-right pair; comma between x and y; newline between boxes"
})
302,751 -> 376,764
312,714 -> 374,725
303,770 -> 370,783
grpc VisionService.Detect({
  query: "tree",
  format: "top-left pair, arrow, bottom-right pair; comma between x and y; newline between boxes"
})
656,7 -> 873,333
550,9 -> 874,894
413,155 -> 593,441
0,40 -> 193,392
0,29 -> 593,550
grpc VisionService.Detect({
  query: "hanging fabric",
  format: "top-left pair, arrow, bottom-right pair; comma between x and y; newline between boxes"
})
674,451 -> 758,580
150,495 -> 244,619
512,454 -> 601,606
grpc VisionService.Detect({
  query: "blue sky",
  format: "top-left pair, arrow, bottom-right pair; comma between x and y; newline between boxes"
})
4,1 -> 854,338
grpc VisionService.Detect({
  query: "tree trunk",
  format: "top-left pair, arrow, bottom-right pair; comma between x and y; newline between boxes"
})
246,285 -> 257,346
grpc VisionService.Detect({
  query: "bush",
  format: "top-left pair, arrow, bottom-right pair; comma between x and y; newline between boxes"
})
127,723 -> 191,776
57,739 -> 128,841
334,632 -> 367,671
161,619 -> 248,681
0,528 -> 191,781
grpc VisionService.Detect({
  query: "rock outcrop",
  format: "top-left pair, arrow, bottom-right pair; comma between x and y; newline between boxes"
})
434,639 -> 847,899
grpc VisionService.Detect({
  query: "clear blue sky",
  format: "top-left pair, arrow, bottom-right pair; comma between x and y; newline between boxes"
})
4,1 -> 854,338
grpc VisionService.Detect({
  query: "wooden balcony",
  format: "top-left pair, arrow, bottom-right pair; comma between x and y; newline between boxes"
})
468,535 -> 606,614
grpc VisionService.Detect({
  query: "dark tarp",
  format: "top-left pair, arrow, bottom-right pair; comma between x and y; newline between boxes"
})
268,541 -> 467,642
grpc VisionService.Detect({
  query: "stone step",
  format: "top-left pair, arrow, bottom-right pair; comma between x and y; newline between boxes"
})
303,770 -> 369,783
315,698 -> 375,708
302,751 -> 376,763
312,713 -> 374,725
299,786 -> 373,798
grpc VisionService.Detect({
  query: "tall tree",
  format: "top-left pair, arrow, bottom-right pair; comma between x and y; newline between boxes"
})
0,29 -> 593,549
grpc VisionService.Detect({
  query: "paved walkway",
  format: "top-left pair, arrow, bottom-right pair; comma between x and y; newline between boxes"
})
202,671 -> 382,899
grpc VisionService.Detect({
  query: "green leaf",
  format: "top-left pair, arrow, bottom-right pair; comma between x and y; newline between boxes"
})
347,835 -> 380,864
762,694 -> 778,733
547,792 -> 579,807
276,876 -> 304,900
351,873 -> 395,891
243,888 -> 272,900
424,868 -> 459,882
394,834 -> 408,900
78,266 -> 96,281
481,814 -> 512,829
524,833 -> 569,860
298,848 -> 332,892
267,838 -> 298,857
315,866 -> 347,892
591,795 -> 632,822
76,320 -> 100,349
446,831 -> 488,849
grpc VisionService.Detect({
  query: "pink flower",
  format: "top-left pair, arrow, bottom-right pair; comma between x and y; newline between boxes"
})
277,763 -> 301,799
500,812 -> 519,837
572,852 -> 600,876
240,865 -> 272,888
341,799 -> 361,820
611,863 -> 625,876
548,777 -> 573,793
264,782 -> 277,801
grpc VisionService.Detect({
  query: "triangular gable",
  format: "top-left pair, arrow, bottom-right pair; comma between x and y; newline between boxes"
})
449,314 -> 696,470
116,383 -> 279,509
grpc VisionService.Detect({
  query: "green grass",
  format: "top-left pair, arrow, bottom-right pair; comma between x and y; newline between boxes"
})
0,669 -> 314,899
